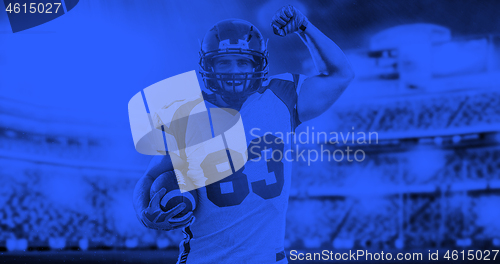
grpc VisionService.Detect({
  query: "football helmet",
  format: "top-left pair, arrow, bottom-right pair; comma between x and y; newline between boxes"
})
199,19 -> 269,106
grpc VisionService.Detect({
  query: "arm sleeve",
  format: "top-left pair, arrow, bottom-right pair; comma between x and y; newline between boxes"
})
265,73 -> 306,131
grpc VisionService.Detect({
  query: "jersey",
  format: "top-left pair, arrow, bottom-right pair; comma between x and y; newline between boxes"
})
156,73 -> 305,264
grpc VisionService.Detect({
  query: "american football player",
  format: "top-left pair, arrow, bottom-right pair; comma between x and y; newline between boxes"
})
133,5 -> 354,263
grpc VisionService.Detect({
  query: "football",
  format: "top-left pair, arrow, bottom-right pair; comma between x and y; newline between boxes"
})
150,170 -> 197,218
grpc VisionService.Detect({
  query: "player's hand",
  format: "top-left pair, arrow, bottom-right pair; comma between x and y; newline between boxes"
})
271,5 -> 309,37
139,188 -> 195,231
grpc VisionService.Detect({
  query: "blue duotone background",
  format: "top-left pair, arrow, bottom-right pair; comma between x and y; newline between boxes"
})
1,0 -> 499,263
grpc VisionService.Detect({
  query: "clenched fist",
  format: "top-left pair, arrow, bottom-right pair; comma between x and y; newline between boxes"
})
271,5 -> 309,37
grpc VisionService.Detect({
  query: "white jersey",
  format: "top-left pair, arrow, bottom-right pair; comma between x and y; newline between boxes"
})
155,73 -> 304,264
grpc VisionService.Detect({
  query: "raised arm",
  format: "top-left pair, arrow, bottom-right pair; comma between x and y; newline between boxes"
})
271,5 -> 355,122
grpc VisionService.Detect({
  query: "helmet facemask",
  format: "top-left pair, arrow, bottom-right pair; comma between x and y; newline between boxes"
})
199,19 -> 269,108
200,49 -> 268,106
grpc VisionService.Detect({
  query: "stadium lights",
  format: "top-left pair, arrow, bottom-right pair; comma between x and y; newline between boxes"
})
125,238 -> 138,249
333,238 -> 354,249
78,238 -> 89,251
433,137 -> 443,145
156,238 -> 170,249
6,238 -> 28,251
455,238 -> 472,247
303,238 -> 322,249
48,237 -> 66,250
395,238 -> 404,249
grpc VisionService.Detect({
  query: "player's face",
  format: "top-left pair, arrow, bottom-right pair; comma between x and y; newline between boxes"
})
213,55 -> 255,93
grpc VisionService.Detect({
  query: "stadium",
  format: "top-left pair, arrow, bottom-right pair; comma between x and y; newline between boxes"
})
1,1 -> 499,263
